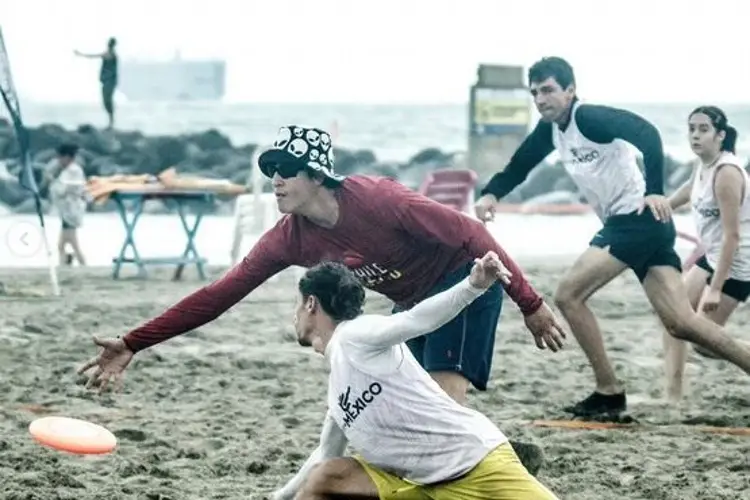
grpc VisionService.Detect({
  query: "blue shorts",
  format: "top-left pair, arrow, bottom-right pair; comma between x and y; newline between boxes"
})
393,262 -> 503,391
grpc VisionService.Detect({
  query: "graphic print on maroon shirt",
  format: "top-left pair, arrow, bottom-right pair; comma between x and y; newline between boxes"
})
339,250 -> 401,288
122,175 -> 542,352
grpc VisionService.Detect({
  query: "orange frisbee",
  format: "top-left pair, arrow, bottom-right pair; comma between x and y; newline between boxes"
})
29,416 -> 117,455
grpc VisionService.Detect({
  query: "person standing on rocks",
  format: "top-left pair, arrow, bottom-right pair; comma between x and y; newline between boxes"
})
75,37 -> 118,130
474,56 -> 750,418
47,143 -> 88,266
77,124 -> 566,476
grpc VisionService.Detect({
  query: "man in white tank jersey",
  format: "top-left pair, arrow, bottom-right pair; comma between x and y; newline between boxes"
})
474,56 -> 750,418
270,253 -> 559,500
663,106 -> 750,401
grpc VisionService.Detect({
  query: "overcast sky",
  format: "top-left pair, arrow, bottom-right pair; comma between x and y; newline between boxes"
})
3,0 -> 748,104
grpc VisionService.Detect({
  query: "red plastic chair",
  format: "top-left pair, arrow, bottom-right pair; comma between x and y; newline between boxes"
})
418,169 -> 478,214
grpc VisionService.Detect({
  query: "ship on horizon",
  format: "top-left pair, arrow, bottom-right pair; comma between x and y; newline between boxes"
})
118,52 -> 226,102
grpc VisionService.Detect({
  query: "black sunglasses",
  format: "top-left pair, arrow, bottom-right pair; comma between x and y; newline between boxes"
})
267,162 -> 304,179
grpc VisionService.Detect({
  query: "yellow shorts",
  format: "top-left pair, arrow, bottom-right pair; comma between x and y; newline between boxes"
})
354,442 -> 559,500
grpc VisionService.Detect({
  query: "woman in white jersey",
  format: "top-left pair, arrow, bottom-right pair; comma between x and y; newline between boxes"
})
270,253 -> 559,500
664,106 -> 749,402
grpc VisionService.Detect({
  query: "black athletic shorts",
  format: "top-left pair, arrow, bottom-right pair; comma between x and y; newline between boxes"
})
695,256 -> 750,302
393,261 -> 503,391
590,209 -> 682,282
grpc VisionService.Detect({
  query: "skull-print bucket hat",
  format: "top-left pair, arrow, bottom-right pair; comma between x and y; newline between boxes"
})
258,125 -> 345,188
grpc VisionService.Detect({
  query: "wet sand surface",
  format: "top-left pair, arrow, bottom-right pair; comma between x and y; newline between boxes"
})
1,261 -> 749,500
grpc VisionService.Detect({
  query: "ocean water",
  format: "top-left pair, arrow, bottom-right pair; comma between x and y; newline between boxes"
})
0,101 -> 729,271
12,101 -> 750,165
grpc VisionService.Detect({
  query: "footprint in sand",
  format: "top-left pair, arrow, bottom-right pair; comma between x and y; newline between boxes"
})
22,323 -> 45,334
114,428 -> 148,442
281,416 -> 301,429
177,448 -> 205,460
145,492 -> 174,500
118,462 -> 148,478
246,461 -> 269,474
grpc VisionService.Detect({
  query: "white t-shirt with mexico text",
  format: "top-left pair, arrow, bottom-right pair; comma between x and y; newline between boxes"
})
273,277 -> 508,500
327,277 -> 506,484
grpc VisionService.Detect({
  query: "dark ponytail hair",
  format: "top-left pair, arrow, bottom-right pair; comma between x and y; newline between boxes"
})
722,126 -> 738,154
689,105 -> 738,153
298,262 -> 365,321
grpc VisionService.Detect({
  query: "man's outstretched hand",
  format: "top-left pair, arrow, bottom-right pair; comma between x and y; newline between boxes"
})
77,336 -> 134,394
523,302 -> 566,352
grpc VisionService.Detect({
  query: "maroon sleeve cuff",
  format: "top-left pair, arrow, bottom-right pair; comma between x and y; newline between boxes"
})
490,243 -> 545,316
513,288 -> 544,317
121,333 -> 141,353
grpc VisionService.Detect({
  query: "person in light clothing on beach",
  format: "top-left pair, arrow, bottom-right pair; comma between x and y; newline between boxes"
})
48,143 -> 88,266
269,253 -> 558,500
77,124 -> 566,474
474,56 -> 750,418
663,106 -> 750,401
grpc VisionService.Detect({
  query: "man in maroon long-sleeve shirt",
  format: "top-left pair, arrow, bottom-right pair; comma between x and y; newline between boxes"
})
79,125 -> 565,474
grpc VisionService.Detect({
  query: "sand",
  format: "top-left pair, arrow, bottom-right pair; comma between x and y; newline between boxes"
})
1,260 -> 749,500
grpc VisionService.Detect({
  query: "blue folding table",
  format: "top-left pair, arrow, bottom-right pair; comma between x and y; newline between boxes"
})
110,189 -> 216,280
